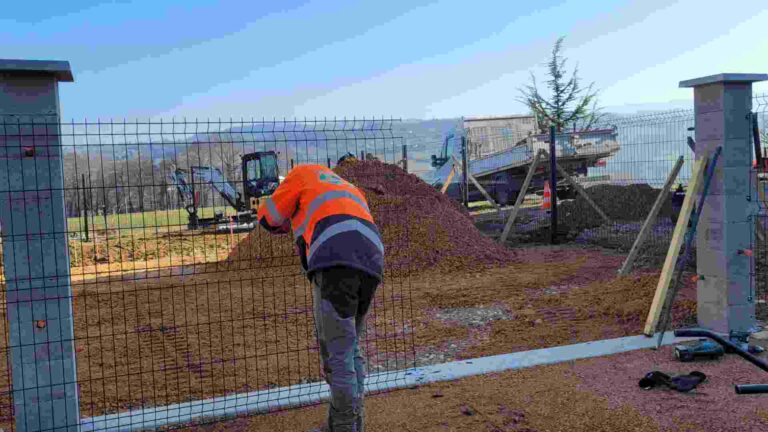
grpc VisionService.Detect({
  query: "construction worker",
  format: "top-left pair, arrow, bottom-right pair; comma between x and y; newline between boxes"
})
256,154 -> 383,432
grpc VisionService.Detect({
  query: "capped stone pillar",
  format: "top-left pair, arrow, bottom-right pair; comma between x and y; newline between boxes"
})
680,73 -> 768,334
0,59 -> 79,431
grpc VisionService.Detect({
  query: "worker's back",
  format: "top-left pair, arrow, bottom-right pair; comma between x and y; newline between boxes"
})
257,163 -> 384,280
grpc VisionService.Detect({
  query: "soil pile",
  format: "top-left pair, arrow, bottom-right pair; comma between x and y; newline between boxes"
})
225,160 -> 518,273
559,183 -> 675,231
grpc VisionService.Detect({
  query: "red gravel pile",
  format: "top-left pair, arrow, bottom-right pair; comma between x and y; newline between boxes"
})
226,160 -> 518,273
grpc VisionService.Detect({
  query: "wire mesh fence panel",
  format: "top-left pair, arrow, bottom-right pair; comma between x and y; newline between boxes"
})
753,94 -> 768,319
469,110 -> 695,270
0,117 -> 415,430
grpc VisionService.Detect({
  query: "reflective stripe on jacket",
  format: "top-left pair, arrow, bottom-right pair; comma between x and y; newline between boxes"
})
256,164 -> 384,280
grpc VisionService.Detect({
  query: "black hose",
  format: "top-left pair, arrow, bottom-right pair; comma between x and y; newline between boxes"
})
735,384 -> 768,394
673,328 -> 768,373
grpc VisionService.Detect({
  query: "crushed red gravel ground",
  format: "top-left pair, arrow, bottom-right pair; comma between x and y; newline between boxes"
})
0,162 -> 722,430
191,347 -> 768,432
410,246 -> 697,360
574,348 -> 768,432
2,244 -> 693,425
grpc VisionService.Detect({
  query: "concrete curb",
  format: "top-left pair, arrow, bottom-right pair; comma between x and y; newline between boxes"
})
80,332 -> 690,431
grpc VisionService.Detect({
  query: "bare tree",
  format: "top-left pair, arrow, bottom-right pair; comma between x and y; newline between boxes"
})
519,36 -> 602,133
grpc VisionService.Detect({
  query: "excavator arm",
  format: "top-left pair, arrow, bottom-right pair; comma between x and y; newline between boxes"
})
167,169 -> 195,214
190,166 -> 244,211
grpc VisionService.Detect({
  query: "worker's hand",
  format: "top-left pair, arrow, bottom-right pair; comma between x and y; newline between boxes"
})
278,219 -> 291,234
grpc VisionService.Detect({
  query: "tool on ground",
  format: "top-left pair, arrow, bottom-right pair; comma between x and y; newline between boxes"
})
674,339 -> 725,362
656,147 -> 722,349
672,317 -> 761,366
675,328 -> 768,394
726,331 -> 765,355
638,370 -> 707,393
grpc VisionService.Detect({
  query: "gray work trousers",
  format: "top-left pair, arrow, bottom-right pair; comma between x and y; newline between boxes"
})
312,267 -> 378,432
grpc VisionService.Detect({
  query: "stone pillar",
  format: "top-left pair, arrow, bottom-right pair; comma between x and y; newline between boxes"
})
0,60 -> 79,431
680,73 -> 768,334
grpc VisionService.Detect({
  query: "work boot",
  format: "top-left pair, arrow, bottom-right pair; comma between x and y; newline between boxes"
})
329,406 -> 358,432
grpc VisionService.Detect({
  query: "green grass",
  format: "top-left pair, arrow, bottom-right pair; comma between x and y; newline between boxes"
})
67,206 -> 236,232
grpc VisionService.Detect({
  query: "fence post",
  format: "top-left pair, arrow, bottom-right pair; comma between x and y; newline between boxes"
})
680,73 -> 768,334
549,125 -> 558,244
101,205 -> 108,234
402,144 -> 408,173
81,174 -> 89,242
0,60 -> 80,430
461,136 -> 469,207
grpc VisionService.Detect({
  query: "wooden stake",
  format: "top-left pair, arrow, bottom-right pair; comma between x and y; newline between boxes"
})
542,151 -> 611,224
643,157 -> 708,336
618,156 -> 685,276
500,150 -> 543,243
452,155 -> 500,211
557,166 -> 610,223
440,165 -> 456,194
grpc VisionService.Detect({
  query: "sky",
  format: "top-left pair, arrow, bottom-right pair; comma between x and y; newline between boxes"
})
3,0 -> 768,120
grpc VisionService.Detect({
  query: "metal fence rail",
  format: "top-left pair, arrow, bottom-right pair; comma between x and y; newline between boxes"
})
0,117 -> 414,431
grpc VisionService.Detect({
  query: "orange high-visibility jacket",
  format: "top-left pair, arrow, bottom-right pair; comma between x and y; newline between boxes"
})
256,164 -> 384,280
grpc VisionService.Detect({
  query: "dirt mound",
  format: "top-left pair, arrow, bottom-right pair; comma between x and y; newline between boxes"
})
226,160 -> 518,273
559,183 -> 674,231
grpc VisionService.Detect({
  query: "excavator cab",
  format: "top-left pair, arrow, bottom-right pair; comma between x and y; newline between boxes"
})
242,151 -> 280,210
430,133 -> 454,168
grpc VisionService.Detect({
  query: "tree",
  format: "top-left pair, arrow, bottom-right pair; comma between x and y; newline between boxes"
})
519,36 -> 601,133
762,128 -> 768,150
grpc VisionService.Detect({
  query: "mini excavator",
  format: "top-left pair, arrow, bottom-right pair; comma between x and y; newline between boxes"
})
168,151 -> 282,233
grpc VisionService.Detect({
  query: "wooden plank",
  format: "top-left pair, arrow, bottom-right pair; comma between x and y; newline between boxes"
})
618,156 -> 685,276
540,150 -> 611,223
655,147 -> 720,348
440,165 -> 456,194
500,150 -> 543,243
643,157 -> 708,336
541,151 -> 611,224
452,156 -> 500,211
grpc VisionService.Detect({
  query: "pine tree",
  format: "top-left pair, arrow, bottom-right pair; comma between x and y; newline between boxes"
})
519,36 -> 601,133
